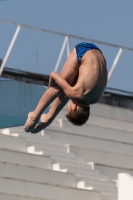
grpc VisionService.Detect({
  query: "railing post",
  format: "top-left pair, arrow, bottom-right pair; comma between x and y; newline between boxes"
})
67,36 -> 70,58
54,36 -> 68,72
108,48 -> 123,81
0,25 -> 21,76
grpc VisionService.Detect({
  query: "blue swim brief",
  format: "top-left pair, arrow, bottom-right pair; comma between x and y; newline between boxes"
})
75,42 -> 102,64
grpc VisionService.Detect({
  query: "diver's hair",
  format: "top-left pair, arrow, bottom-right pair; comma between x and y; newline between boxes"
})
66,106 -> 90,126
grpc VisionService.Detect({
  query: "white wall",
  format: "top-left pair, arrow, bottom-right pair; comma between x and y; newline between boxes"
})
118,173 -> 133,200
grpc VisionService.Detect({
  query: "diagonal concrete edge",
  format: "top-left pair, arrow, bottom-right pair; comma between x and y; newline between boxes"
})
0,80 -> 49,128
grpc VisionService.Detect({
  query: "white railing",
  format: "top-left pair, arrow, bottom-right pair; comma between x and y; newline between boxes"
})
0,19 -> 133,81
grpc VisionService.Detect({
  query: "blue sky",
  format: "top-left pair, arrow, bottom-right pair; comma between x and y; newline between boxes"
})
0,0 -> 133,92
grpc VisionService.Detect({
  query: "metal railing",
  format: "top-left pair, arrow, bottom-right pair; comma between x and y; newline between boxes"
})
0,19 -> 133,81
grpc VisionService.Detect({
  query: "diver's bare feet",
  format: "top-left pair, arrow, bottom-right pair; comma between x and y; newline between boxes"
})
24,112 -> 38,132
31,114 -> 50,134
40,114 -> 48,122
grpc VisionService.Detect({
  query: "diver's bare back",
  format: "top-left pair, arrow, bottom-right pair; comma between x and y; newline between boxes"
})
77,49 -> 107,104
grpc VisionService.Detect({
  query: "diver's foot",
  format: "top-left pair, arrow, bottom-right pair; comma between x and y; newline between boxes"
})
24,112 -> 38,132
40,114 -> 48,122
31,114 -> 49,134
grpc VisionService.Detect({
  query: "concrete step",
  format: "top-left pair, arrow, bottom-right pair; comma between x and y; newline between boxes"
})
46,123 -> 133,145
0,134 -> 26,152
52,155 -> 84,163
77,180 -> 117,195
50,119 -> 60,128
20,133 -> 51,141
91,103 -> 133,123
67,145 -> 133,170
44,129 -> 133,156
0,193 -> 60,200
59,102 -> 133,123
75,173 -> 108,181
26,139 -> 67,153
77,176 -> 116,187
52,163 -> 100,176
0,149 -> 52,170
52,164 -> 108,180
27,146 -> 84,163
1,127 -> 58,144
94,164 -> 133,180
52,159 -> 92,170
60,117 -> 133,133
30,145 -> 84,161
0,162 -> 76,188
0,177 -> 100,200
10,127 -> 51,139
101,193 -> 117,200
26,137 -> 59,145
